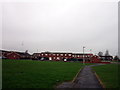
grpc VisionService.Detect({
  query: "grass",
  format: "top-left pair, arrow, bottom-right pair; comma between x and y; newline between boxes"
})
2,59 -> 88,88
92,64 -> 119,88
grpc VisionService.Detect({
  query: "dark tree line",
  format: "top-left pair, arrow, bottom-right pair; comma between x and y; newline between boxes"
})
98,50 -> 120,61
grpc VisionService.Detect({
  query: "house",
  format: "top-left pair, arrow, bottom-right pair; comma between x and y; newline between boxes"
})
6,52 -> 20,59
32,52 -> 97,62
16,52 -> 31,59
99,56 -> 113,61
1,49 -> 103,63
1,50 -> 10,59
90,55 -> 101,63
32,52 -> 73,61
72,53 -> 93,62
1,50 -> 31,60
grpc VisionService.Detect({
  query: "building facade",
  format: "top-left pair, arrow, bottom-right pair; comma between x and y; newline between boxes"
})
6,52 -> 20,59
1,50 -> 31,60
1,50 -> 102,63
99,56 -> 113,61
32,52 -> 100,62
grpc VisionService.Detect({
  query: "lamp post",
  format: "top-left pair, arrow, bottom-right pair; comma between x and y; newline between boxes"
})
89,49 -> 92,62
83,46 -> 85,65
90,49 -> 92,53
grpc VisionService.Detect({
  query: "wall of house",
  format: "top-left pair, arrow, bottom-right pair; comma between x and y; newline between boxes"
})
90,56 -> 101,63
32,53 -> 98,62
7,53 -> 20,59
38,53 -> 72,61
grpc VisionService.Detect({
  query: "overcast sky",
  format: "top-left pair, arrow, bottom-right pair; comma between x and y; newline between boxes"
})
1,0 -> 118,56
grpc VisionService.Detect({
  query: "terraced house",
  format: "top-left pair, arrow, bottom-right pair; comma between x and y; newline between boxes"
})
32,52 -> 101,63
1,50 -> 31,60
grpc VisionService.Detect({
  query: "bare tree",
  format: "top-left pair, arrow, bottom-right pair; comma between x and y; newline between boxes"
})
105,50 -> 110,56
114,55 -> 119,61
98,51 -> 103,56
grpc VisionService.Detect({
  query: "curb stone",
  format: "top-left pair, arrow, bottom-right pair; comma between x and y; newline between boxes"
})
55,66 -> 84,88
94,72 -> 105,88
72,66 -> 84,83
56,64 -> 104,88
91,66 -> 105,89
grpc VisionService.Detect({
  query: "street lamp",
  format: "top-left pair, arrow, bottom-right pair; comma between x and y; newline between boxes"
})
90,49 -> 92,53
89,49 -> 92,62
83,46 -> 85,65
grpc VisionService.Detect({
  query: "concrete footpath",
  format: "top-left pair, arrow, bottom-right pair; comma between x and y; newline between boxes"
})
56,64 -> 104,88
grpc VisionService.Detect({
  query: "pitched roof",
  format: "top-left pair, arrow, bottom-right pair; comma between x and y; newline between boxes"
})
1,50 -> 31,56
7,52 -> 20,56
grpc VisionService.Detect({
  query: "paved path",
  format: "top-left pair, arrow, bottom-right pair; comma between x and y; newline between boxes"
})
56,64 -> 104,88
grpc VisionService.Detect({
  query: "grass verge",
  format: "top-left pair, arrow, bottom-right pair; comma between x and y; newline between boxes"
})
92,64 -> 119,88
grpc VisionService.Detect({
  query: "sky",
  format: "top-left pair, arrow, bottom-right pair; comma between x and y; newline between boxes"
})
0,0 -> 119,56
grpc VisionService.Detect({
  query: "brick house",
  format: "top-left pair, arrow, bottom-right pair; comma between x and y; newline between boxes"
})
99,56 -> 113,61
16,52 -> 31,59
32,52 -> 73,61
32,52 -> 99,62
72,53 -> 93,62
6,52 -> 20,59
1,50 -> 31,60
90,55 -> 101,63
1,50 -> 10,59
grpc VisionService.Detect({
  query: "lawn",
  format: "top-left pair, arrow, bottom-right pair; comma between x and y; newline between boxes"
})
92,64 -> 119,88
3,59 -> 85,88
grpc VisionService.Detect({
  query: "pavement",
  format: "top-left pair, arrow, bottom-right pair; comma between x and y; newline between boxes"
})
56,64 -> 104,89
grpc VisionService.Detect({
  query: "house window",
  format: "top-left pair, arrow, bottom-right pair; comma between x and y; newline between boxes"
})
49,57 -> 52,60
57,57 -> 60,60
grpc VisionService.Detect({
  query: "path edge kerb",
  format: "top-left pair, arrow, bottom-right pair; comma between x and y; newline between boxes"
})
54,66 -> 84,88
72,66 -> 84,83
94,71 -> 106,88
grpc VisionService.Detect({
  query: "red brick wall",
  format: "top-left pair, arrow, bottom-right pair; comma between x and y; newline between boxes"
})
90,55 -> 101,63
33,53 -> 102,63
39,53 -> 73,61
7,52 -> 20,59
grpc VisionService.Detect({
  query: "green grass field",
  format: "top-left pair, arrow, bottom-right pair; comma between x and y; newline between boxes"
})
92,64 -> 119,88
3,59 -> 85,88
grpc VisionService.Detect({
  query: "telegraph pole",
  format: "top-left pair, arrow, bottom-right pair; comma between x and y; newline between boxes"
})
89,49 -> 92,62
83,46 -> 85,65
90,49 -> 92,53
